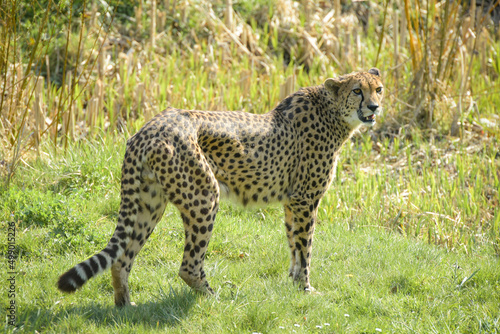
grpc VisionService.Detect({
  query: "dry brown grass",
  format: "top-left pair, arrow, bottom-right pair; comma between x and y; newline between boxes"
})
1,0 -> 499,186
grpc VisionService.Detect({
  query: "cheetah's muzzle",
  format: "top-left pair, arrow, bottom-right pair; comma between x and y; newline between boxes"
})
358,110 -> 377,124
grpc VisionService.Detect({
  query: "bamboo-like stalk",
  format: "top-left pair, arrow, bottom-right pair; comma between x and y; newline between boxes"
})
225,0 -> 233,32
404,0 -> 417,70
354,27 -> 360,66
33,76 -> 45,153
95,79 -> 104,129
393,1 -> 399,98
136,82 -> 145,117
423,0 -> 432,128
375,0 -> 389,67
239,70 -> 251,97
45,55 -> 51,108
333,0 -> 340,57
279,74 -> 295,101
136,0 -> 143,31
470,0 -> 476,37
400,0 -> 406,51
442,3 -> 465,88
412,0 -> 423,64
436,0 -> 451,81
151,0 -> 157,47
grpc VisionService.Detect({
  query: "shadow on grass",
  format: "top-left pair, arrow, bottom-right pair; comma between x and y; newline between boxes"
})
17,287 -> 198,331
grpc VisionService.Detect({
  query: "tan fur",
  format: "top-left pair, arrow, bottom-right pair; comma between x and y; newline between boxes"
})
58,69 -> 384,306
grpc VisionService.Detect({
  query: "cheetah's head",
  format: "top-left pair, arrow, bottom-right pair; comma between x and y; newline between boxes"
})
324,68 -> 384,129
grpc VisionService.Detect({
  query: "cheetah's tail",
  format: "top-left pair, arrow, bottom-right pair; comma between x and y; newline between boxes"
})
57,227 -> 130,293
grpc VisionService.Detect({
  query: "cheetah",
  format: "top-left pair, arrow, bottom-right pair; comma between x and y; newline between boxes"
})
58,68 -> 384,306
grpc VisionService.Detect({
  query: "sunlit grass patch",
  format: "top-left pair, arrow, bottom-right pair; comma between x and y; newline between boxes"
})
2,135 -> 499,333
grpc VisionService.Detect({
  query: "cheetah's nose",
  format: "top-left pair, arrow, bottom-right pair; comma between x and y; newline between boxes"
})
367,105 -> 379,112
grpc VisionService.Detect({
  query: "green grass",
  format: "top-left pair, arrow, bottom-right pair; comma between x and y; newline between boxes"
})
2,2 -> 500,331
1,134 -> 499,333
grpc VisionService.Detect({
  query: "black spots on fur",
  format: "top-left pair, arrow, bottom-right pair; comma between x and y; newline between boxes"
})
98,81 -> 372,299
293,226 -> 305,236
300,252 -> 307,269
117,231 -> 128,240
128,250 -> 135,259
300,237 -> 308,248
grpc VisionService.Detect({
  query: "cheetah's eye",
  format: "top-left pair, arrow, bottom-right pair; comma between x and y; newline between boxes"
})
376,87 -> 383,94
352,88 -> 362,95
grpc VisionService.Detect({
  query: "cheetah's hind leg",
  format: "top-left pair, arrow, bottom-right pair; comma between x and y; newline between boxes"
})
111,161 -> 167,306
155,140 -> 220,295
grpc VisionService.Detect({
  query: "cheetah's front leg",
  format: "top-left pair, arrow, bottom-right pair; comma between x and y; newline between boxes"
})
284,205 -> 296,277
285,200 -> 318,291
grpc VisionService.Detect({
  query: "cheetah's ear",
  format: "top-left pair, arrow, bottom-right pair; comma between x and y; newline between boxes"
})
324,78 -> 343,95
368,68 -> 381,77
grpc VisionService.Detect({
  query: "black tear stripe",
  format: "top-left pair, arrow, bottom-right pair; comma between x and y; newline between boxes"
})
359,90 -> 364,111
357,91 -> 365,120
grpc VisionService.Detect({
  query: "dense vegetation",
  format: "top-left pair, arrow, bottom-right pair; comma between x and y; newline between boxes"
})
1,0 -> 499,332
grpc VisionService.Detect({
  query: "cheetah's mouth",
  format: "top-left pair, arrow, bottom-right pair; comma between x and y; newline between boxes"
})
358,110 -> 376,124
